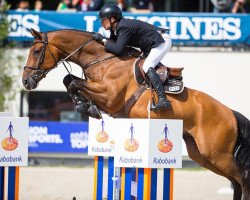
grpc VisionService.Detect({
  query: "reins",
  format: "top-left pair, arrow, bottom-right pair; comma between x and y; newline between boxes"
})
23,31 -> 116,84
82,55 -> 116,69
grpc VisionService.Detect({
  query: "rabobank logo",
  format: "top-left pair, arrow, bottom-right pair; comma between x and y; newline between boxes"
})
96,119 -> 109,143
158,124 -> 173,153
1,121 -> 19,151
124,123 -> 139,152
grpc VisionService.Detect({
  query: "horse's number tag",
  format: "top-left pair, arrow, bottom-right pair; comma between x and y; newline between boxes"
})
169,86 -> 180,92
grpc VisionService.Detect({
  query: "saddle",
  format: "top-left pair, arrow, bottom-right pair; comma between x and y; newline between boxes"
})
134,57 -> 184,94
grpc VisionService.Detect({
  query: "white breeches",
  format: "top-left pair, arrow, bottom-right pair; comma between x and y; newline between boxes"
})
142,33 -> 172,73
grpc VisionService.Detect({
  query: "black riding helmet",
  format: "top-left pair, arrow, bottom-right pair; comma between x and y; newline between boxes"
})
99,4 -> 122,21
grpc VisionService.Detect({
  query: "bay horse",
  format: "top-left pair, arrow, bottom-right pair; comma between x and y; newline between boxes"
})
22,29 -> 250,200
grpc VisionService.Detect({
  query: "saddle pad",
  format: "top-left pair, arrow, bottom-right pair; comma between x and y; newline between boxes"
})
163,78 -> 184,94
134,60 -> 185,94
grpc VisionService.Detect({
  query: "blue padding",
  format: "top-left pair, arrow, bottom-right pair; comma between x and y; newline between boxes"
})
163,168 -> 170,200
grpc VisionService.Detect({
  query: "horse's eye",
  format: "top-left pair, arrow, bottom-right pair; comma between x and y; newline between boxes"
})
33,49 -> 40,56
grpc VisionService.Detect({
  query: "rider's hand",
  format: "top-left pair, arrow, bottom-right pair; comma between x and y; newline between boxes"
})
93,33 -> 106,44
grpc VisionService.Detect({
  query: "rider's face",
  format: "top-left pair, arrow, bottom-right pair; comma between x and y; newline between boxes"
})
101,18 -> 111,30
101,17 -> 117,31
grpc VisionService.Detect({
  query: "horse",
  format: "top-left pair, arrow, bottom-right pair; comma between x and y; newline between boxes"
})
22,29 -> 250,200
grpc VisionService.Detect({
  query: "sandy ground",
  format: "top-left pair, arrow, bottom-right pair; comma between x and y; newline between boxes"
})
18,166 -> 233,200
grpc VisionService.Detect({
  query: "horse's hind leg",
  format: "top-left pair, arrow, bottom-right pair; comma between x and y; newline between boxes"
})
183,133 -> 242,200
241,171 -> 250,200
231,179 -> 242,200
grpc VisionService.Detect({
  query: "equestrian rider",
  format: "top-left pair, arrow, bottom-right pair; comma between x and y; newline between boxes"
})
93,4 -> 172,110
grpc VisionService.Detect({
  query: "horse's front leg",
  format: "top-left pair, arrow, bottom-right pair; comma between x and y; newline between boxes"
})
70,79 -> 109,105
63,74 -> 90,115
66,77 -> 104,119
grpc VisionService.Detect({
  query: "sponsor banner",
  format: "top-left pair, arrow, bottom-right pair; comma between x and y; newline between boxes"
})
88,115 -> 183,168
148,119 -> 183,168
7,11 -> 250,46
29,121 -> 88,153
88,114 -> 116,157
113,119 -> 183,168
0,117 -> 29,166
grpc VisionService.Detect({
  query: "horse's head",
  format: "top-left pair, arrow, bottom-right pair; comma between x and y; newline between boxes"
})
23,29 -> 98,90
22,29 -> 61,90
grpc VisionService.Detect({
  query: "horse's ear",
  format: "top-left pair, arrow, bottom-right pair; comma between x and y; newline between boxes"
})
30,28 -> 42,40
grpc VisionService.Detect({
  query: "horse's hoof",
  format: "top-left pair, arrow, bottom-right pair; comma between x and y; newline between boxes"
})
75,104 -> 88,114
88,105 -> 102,119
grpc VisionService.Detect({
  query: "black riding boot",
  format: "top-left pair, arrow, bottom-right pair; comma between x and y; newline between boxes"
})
146,67 -> 171,110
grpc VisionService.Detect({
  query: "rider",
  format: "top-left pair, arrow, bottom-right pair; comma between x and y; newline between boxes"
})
93,4 -> 172,110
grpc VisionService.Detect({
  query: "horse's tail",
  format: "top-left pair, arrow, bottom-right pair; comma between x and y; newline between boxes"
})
233,110 -> 250,169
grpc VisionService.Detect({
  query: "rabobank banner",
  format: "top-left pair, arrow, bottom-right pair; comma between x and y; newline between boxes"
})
29,121 -> 88,153
7,11 -> 250,46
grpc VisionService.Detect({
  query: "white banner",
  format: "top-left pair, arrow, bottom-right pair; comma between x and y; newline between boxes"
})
88,114 -> 116,157
88,114 -> 183,168
0,117 -> 29,166
113,119 -> 183,168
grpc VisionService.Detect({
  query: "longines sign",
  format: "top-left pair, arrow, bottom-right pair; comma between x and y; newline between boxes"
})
7,11 -> 250,46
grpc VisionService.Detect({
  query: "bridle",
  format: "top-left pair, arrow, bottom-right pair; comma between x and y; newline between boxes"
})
23,31 -> 115,86
24,32 -> 58,84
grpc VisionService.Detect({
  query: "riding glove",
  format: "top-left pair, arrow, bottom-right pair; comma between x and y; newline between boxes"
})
93,33 -> 106,45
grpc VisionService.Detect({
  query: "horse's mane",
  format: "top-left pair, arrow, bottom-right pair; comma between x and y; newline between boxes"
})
46,29 -> 95,35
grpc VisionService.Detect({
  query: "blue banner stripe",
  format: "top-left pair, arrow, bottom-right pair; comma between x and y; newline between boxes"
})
163,168 -> 171,200
124,168 -> 132,199
28,121 -> 89,153
97,156 -> 103,200
151,168 -> 158,200
137,168 -> 144,200
7,167 -> 17,200
0,167 -> 5,200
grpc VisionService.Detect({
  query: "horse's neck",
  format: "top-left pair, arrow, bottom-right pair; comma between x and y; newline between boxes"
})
75,43 -> 106,66
51,31 -> 105,66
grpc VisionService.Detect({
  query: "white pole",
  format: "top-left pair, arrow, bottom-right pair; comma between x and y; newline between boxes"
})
112,167 -> 121,200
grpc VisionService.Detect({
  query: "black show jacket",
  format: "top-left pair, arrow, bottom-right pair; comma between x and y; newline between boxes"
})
105,18 -> 168,55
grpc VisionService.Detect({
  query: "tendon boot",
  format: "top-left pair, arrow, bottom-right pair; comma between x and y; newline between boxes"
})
71,93 -> 88,114
146,67 -> 171,110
